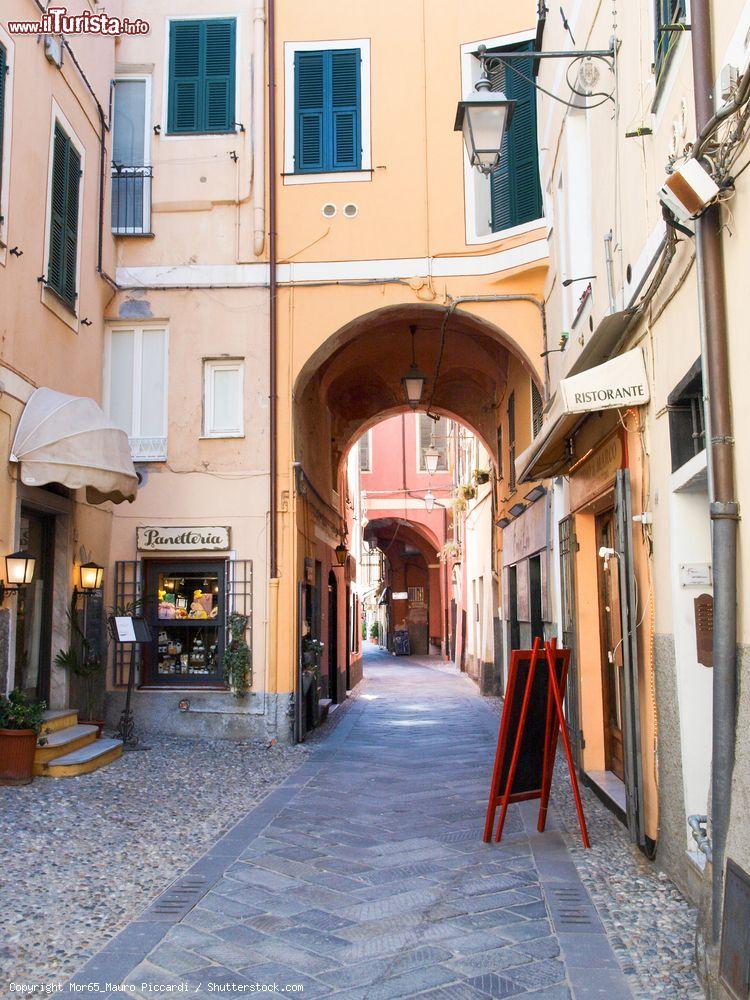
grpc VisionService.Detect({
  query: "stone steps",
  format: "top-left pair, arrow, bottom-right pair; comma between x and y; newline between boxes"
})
35,709 -> 123,779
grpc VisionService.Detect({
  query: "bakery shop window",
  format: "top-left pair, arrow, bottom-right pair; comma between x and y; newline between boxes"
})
143,561 -> 225,685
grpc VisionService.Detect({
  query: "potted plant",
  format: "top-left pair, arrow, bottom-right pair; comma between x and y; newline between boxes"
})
55,600 -> 105,736
439,539 -> 462,562
224,612 -> 252,698
302,635 -> 324,669
457,483 -> 477,501
0,689 -> 47,785
474,468 -> 491,485
452,496 -> 468,514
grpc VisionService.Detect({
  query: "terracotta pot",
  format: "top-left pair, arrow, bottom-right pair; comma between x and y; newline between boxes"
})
79,720 -> 105,739
0,728 -> 38,786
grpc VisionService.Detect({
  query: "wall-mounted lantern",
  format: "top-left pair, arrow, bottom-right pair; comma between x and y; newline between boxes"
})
334,542 -> 348,567
454,45 -> 515,175
77,561 -> 104,596
0,550 -> 36,602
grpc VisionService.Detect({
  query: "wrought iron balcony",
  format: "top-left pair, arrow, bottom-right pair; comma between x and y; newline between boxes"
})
111,164 -> 153,236
129,436 -> 167,462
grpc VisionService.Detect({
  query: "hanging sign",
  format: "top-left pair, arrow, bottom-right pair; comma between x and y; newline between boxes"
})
137,526 -> 231,551
560,348 -> 650,415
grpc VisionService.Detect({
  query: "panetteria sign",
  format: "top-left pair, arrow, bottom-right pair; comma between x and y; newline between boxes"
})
137,526 -> 231,551
559,348 -> 650,415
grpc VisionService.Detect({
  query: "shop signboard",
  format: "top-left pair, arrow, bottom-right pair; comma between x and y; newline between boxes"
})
569,432 -> 625,511
137,526 -> 231,552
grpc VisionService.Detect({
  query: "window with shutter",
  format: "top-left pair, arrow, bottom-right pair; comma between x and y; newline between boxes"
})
507,392 -> 517,492
489,42 -> 543,233
531,380 -> 544,439
654,0 -> 687,83
295,48 -> 361,173
47,123 -> 80,309
168,19 -> 236,134
0,42 -> 6,221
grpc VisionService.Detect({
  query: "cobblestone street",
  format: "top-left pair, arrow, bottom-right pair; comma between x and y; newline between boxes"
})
26,650 -> 702,999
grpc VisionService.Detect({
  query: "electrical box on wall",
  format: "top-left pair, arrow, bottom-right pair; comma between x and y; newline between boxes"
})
43,35 -> 64,68
659,159 -> 720,221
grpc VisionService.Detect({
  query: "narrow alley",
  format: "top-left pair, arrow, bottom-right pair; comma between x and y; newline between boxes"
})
51,650 -> 700,999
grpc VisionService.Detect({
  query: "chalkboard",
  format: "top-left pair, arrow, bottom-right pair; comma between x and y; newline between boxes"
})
394,629 -> 411,656
484,644 -> 570,843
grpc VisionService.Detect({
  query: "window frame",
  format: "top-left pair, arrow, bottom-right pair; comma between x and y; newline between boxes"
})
41,104 -> 85,325
358,429 -> 372,472
161,16 -> 240,139
0,27 -> 14,258
283,38 -> 372,185
202,357 -> 245,439
104,325 -> 170,461
111,73 -> 152,235
459,30 -> 544,245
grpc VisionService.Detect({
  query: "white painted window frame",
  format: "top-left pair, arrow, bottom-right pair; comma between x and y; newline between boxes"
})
460,29 -> 544,245
358,428 -> 372,472
202,357 -> 245,439
160,14 -> 243,140
0,26 -> 14,260
283,38 -> 372,185
112,73 -> 152,235
41,100 -> 85,329
104,325 -> 170,461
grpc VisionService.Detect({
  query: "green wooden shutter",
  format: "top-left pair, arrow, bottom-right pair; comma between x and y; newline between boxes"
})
295,51 -> 325,171
330,50 -> 360,170
490,43 -> 543,232
295,49 -> 361,173
204,19 -> 235,131
168,19 -> 235,134
47,123 -> 79,307
0,43 -> 6,219
169,22 -> 201,133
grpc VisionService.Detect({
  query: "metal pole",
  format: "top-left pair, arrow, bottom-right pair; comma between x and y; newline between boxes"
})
268,0 -> 278,580
691,0 -> 739,945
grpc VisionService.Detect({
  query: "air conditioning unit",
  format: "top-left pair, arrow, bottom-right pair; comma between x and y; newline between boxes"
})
659,159 -> 720,221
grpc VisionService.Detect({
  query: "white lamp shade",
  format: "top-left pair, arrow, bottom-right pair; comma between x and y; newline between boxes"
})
424,447 -> 441,476
424,491 -> 436,513
6,551 -> 35,586
454,91 -> 515,173
401,367 -> 426,408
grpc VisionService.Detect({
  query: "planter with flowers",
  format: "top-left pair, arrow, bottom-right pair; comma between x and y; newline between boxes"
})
0,690 -> 47,786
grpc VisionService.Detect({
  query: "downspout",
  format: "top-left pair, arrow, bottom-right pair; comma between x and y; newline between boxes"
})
691,0 -> 739,945
252,0 -> 266,256
268,0 -> 278,580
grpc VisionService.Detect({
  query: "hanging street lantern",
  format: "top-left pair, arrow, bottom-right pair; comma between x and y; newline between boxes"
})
334,542 -> 348,567
424,490 -> 436,513
454,45 -> 515,175
424,445 -> 441,477
401,324 -> 426,409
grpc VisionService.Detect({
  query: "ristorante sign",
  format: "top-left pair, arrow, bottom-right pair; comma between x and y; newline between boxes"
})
137,526 -> 231,551
560,348 -> 650,415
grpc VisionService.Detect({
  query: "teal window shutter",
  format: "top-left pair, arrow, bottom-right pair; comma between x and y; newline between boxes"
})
47,122 -> 80,308
655,0 -> 687,82
0,43 -> 6,220
490,43 -> 543,233
295,49 -> 361,173
168,19 -> 235,134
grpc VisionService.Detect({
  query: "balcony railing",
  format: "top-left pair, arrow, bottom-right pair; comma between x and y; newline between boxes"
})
111,164 -> 152,236
130,436 -> 167,462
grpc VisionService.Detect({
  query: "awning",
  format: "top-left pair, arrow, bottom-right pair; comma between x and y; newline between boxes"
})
10,387 -> 139,504
516,348 -> 650,483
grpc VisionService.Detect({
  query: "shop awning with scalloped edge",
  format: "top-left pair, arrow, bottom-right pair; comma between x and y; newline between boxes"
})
516,348 -> 650,484
10,387 -> 139,504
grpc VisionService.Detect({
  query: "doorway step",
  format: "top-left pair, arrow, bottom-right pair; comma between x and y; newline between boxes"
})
318,698 -> 332,724
34,710 -> 123,778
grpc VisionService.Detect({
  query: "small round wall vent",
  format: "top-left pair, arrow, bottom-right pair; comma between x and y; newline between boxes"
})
322,203 -> 337,218
343,203 -> 359,218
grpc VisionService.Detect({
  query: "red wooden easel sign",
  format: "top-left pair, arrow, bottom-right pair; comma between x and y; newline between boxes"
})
483,637 -> 590,848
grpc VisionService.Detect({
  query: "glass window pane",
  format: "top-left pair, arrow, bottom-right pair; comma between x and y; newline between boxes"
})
211,365 -> 242,434
113,79 -> 146,165
140,329 -> 166,437
109,330 -> 135,435
156,571 -> 220,677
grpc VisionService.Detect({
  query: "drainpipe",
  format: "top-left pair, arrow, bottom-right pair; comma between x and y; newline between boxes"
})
252,0 -> 266,256
691,0 -> 739,945
268,0 -> 278,580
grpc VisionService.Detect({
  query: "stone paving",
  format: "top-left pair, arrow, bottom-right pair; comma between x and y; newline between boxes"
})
48,651 -> 679,1000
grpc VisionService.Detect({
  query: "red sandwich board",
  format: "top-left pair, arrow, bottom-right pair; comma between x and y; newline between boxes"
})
483,637 -> 590,848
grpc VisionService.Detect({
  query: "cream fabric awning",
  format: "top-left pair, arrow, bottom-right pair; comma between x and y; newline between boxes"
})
516,348 -> 650,484
10,387 -> 139,504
